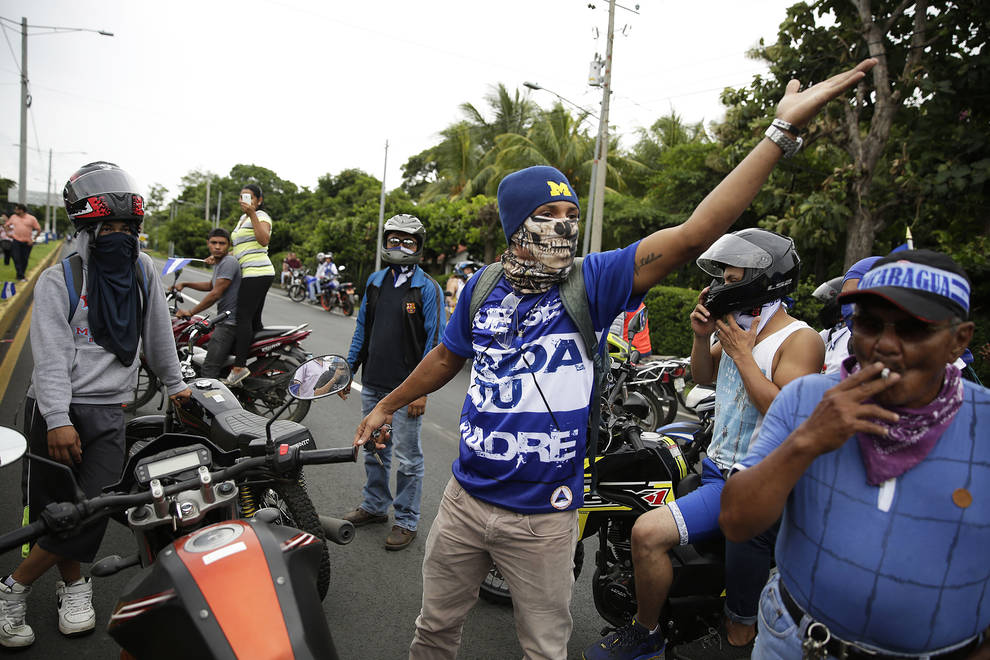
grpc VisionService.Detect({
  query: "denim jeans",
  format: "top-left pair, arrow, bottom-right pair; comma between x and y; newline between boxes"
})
725,520 -> 778,626
359,385 -> 424,531
202,324 -> 237,378
752,572 -> 806,659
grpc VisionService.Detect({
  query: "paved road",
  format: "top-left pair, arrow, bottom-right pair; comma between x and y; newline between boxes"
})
0,264 -> 710,660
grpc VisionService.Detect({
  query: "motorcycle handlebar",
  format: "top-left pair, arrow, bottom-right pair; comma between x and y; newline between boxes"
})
0,520 -> 47,554
624,424 -> 646,452
0,442 -> 354,553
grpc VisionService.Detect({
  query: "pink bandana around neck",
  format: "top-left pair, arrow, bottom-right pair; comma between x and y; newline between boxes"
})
839,356 -> 964,486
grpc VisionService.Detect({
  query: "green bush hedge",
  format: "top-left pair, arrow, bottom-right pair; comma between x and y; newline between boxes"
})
643,285 -> 701,358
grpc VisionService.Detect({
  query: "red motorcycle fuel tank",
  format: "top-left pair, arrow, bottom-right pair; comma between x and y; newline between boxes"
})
108,519 -> 337,660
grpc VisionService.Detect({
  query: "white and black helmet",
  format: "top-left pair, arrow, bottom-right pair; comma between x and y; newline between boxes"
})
381,214 -> 425,265
696,228 -> 800,317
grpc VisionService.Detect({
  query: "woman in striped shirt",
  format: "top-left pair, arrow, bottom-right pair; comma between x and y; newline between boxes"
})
226,183 -> 275,385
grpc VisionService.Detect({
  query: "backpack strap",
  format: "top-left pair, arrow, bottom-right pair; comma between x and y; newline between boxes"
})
558,258 -> 603,496
61,253 -> 84,321
468,258 -> 604,496
62,252 -> 152,322
468,262 -> 505,325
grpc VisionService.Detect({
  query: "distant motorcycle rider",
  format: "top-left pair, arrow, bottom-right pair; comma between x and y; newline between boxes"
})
0,162 -> 189,648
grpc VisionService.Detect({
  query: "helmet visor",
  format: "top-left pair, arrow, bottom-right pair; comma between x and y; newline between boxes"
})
696,233 -> 773,277
64,168 -> 139,205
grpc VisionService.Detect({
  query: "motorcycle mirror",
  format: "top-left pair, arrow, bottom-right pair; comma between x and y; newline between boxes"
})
338,265 -> 346,272
287,355 -> 352,400
0,427 -> 27,466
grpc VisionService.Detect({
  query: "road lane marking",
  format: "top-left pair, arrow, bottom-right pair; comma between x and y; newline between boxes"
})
0,307 -> 31,397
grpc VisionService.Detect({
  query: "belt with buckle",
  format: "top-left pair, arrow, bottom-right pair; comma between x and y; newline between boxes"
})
778,580 -> 980,659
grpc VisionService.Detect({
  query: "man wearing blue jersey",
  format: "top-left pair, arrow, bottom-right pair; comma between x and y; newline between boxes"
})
720,250 -> 990,658
354,58 -> 876,660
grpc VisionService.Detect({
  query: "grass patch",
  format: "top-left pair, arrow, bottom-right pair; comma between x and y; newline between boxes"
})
0,241 -> 62,310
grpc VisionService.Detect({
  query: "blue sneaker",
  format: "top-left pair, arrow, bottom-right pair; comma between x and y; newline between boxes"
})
584,619 -> 665,660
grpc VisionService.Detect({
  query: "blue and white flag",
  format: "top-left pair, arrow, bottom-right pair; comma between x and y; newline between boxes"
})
1,282 -> 15,299
162,258 -> 194,276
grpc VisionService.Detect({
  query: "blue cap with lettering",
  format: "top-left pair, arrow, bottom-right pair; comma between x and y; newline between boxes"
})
497,166 -> 580,244
838,249 -> 970,322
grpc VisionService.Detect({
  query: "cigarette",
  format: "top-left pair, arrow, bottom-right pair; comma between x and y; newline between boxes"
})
881,367 -> 891,381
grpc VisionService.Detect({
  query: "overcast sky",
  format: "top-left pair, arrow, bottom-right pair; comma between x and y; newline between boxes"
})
1,0 -> 796,209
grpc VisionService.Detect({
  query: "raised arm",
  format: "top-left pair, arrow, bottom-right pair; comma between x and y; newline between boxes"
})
632,59 -> 876,295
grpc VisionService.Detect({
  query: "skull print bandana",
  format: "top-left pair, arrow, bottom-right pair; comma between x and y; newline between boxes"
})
501,215 -> 579,294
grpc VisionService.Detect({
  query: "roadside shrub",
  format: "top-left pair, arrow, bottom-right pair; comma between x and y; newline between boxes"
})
643,285 -> 701,358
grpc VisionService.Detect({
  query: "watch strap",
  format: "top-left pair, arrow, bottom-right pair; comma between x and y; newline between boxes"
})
771,117 -> 801,135
764,124 -> 804,159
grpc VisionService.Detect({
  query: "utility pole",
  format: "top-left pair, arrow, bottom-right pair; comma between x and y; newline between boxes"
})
215,189 -> 222,228
14,17 -> 112,206
589,0 -> 616,254
45,148 -> 52,234
18,17 -> 28,205
204,179 -> 211,222
375,140 -> 389,272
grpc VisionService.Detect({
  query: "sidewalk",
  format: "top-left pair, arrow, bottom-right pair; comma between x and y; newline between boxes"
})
0,241 -> 64,340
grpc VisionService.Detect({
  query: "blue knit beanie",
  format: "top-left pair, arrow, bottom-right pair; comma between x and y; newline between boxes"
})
496,166 -> 580,244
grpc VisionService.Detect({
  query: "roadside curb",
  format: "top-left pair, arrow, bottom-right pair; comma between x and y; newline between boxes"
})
0,241 -> 64,340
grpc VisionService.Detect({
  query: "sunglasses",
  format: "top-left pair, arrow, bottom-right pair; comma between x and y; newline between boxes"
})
386,237 -> 418,249
851,313 -> 957,343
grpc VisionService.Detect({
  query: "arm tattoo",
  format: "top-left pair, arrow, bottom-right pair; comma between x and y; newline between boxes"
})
634,252 -> 662,275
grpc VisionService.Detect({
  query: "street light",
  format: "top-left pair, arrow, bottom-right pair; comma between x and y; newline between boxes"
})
3,15 -> 113,205
523,81 -> 602,256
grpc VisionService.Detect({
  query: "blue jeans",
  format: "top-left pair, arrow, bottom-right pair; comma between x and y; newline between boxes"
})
752,572 -> 805,658
359,385 -> 424,531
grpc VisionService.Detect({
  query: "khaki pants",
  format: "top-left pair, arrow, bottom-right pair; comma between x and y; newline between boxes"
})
410,477 -> 578,660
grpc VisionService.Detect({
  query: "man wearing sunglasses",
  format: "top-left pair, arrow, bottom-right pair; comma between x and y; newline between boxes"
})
720,250 -> 989,659
344,214 -> 445,551
354,58 -> 878,660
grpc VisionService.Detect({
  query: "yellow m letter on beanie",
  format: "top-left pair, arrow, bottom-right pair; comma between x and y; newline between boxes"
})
547,181 -> 572,197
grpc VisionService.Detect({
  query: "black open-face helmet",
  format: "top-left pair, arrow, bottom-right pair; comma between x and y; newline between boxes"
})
696,228 -> 800,317
63,161 -> 144,231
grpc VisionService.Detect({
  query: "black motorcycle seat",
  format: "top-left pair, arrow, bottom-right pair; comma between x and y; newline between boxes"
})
253,326 -> 297,340
210,409 -> 313,453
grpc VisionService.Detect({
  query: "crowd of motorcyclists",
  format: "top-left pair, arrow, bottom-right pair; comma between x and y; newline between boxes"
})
2,53 -> 988,660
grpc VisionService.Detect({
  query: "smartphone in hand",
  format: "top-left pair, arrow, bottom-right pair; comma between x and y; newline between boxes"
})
241,192 -> 252,204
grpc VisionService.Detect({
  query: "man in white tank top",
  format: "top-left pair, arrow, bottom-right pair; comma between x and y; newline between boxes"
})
607,229 -> 824,653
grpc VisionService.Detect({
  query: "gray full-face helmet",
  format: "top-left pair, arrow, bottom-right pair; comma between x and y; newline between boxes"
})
380,214 -> 425,265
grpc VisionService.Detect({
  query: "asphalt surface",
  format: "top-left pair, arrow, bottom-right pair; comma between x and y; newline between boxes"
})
0,261 -> 717,660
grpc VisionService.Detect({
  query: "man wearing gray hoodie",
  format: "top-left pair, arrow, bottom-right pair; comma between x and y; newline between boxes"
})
0,162 -> 189,649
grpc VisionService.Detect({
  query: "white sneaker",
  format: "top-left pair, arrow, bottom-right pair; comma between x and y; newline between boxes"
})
56,577 -> 95,637
0,578 -> 35,648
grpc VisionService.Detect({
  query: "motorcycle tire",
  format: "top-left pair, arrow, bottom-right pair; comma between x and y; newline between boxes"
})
479,540 -> 584,606
630,384 -> 677,431
249,474 -> 331,601
288,284 -> 307,303
340,296 -> 353,317
240,358 -> 312,423
319,291 -> 333,312
122,363 -> 158,413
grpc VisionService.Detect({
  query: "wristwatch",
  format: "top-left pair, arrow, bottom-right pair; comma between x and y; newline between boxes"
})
765,120 -> 804,159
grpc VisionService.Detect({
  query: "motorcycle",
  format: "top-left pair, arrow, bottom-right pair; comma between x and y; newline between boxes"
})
479,321 -> 726,653
0,358 -> 357,659
124,355 -> 357,598
125,283 -> 314,422
605,332 -> 683,428
318,271 -> 358,317
286,267 -> 309,302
